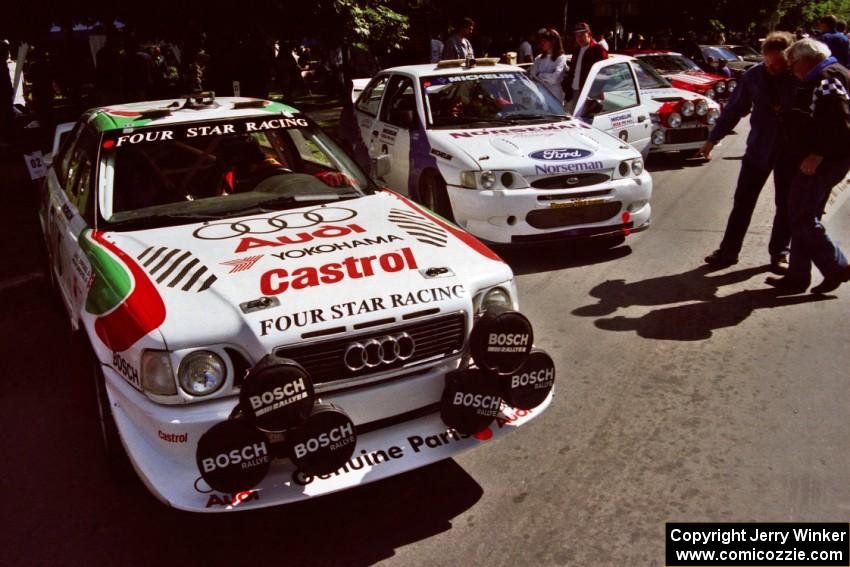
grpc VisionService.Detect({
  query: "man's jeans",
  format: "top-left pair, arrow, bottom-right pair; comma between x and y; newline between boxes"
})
787,155 -> 850,282
718,156 -> 793,259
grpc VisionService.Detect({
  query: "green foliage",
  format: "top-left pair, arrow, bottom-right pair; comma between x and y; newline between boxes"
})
315,0 -> 410,51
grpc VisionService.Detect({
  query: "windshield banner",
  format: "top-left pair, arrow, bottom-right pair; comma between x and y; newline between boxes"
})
100,115 -> 311,149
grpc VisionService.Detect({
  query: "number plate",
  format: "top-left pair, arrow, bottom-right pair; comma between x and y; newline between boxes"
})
549,198 -> 606,209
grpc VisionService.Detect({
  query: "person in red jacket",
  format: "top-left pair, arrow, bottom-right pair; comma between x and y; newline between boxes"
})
562,22 -> 608,111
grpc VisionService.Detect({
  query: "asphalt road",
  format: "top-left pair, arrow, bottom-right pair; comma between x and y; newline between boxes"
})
2,121 -> 849,566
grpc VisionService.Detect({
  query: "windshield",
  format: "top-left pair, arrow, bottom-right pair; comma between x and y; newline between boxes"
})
729,45 -> 760,58
97,116 -> 373,229
640,54 -> 702,73
631,59 -> 671,89
420,71 -> 567,127
702,46 -> 740,61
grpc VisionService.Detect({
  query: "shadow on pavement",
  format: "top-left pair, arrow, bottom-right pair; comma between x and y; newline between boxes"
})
573,265 -> 834,341
645,153 -> 708,173
498,240 -> 633,276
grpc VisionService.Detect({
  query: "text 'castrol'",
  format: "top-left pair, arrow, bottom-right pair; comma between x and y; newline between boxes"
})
260,248 -> 418,295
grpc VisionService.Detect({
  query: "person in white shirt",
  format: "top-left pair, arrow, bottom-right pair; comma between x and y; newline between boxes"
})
518,32 -> 535,64
530,28 -> 568,104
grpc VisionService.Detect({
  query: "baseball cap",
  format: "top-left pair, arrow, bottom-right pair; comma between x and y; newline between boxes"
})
573,22 -> 591,33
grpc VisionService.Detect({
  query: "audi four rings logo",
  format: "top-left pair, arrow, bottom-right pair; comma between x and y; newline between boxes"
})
193,207 -> 358,240
343,334 -> 416,372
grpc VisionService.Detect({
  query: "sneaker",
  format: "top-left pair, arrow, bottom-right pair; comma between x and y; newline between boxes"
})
810,265 -> 850,294
704,249 -> 738,268
770,254 -> 789,274
765,276 -> 809,294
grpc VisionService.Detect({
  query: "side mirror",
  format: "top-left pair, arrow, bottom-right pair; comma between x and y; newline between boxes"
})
583,97 -> 604,117
389,109 -> 415,129
371,154 -> 391,179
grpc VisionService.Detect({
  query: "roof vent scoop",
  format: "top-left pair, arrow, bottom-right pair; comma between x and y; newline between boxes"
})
181,91 -> 218,109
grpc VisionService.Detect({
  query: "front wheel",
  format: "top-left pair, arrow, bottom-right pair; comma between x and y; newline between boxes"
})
419,170 -> 455,222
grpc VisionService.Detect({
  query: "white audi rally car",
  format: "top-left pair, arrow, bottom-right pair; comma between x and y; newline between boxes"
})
40,93 -> 555,512
342,59 -> 652,245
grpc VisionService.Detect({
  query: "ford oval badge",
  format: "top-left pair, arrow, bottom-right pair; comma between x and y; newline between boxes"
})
529,148 -> 594,161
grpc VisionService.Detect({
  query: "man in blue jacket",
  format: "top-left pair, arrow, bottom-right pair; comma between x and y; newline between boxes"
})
766,38 -> 850,294
818,15 -> 849,67
698,32 -> 796,273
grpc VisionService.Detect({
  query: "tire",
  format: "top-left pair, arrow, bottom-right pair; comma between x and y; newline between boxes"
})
90,348 -> 133,478
419,170 -> 455,222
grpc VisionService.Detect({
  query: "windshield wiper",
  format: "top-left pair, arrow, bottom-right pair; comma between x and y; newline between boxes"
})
504,113 -> 570,121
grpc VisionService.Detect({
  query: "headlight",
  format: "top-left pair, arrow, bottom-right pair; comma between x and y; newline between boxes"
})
631,159 -> 644,176
681,100 -> 695,117
651,129 -> 666,145
460,171 -> 477,189
705,87 -> 716,99
727,79 -> 737,92
480,287 -> 514,313
715,81 -> 726,94
141,350 -> 177,395
178,351 -> 226,396
667,112 -> 682,128
695,99 -> 709,116
707,108 -> 720,125
619,161 -> 630,176
480,170 -> 496,189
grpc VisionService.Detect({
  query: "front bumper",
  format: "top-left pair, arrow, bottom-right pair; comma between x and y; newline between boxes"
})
104,362 -> 551,512
446,173 -> 652,245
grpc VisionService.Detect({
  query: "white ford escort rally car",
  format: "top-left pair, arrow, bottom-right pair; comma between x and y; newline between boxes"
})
40,93 -> 555,512
343,60 -> 652,245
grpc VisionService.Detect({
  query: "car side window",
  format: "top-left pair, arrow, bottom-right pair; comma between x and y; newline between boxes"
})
380,76 -> 416,127
58,121 -> 86,185
356,76 -> 390,116
64,130 -> 98,223
588,63 -> 640,114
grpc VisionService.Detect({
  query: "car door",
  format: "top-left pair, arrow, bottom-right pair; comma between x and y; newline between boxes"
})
353,74 -> 390,168
369,74 -> 417,193
573,58 -> 652,156
52,129 -> 97,321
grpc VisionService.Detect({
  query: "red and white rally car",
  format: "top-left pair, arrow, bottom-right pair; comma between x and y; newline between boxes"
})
39,93 -> 555,512
576,55 -> 721,157
624,56 -> 722,156
621,50 -> 737,108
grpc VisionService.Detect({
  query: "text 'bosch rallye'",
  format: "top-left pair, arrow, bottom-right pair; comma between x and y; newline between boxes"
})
39,93 -> 555,512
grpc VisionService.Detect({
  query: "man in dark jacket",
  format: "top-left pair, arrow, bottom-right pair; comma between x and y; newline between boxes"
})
767,38 -> 850,293
562,22 -> 607,111
698,32 -> 796,272
441,17 -> 475,61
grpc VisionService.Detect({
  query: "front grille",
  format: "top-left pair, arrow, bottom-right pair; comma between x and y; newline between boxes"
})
531,172 -> 611,190
526,201 -> 621,229
666,127 -> 708,144
274,312 -> 466,386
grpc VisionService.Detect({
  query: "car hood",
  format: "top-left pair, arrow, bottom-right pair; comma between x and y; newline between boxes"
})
101,191 -> 511,352
428,119 -> 640,173
645,87 -> 718,107
662,71 -> 722,89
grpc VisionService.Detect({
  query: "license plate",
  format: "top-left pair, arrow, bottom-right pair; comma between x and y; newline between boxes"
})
550,198 -> 606,209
